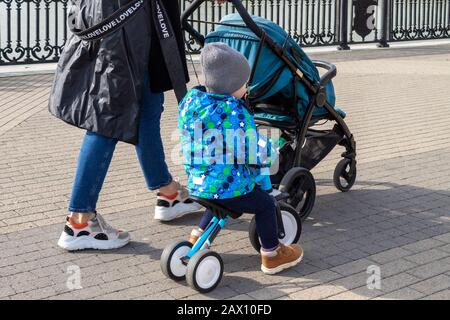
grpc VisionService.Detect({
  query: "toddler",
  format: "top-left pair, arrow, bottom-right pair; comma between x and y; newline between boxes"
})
178,43 -> 303,274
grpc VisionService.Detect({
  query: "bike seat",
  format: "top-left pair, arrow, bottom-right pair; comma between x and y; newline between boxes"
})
190,196 -> 243,219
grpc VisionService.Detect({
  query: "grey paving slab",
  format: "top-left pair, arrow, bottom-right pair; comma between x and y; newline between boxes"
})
421,290 -> 450,300
410,274 -> 450,295
376,288 -> 426,300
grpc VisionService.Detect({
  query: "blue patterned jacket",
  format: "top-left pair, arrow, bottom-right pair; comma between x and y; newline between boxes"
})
178,87 -> 275,199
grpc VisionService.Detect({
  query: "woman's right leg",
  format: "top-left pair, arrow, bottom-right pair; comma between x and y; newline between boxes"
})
58,131 -> 130,251
135,74 -> 201,221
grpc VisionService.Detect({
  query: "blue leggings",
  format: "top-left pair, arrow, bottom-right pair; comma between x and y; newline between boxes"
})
199,188 -> 279,250
68,75 -> 172,213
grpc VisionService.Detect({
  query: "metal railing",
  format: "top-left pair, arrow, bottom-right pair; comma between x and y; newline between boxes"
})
0,0 -> 449,65
180,0 -> 342,53
0,0 -> 68,64
390,0 -> 450,41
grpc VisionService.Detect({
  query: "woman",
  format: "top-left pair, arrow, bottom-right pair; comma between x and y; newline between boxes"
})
49,0 -> 207,251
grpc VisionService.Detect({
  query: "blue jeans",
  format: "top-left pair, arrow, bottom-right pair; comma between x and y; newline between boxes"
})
68,75 -> 172,213
198,188 -> 279,250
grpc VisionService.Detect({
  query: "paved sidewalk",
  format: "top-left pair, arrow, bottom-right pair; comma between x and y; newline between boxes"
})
1,45 -> 450,300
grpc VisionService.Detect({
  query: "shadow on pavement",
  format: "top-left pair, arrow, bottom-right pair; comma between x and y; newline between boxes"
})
174,178 -> 450,298
57,178 -> 450,299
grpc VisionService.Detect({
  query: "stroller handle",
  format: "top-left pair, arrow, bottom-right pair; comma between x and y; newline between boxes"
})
181,0 -> 264,47
312,60 -> 337,86
181,0 -> 321,94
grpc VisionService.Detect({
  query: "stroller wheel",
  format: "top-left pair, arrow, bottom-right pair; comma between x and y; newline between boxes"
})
249,204 -> 302,253
160,240 -> 192,281
279,167 -> 316,221
186,250 -> 223,293
333,158 -> 357,192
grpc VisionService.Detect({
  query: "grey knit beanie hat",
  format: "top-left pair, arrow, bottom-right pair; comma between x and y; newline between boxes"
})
200,42 -> 251,95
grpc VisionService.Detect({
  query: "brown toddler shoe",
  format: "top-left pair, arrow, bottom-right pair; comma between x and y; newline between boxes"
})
261,243 -> 303,275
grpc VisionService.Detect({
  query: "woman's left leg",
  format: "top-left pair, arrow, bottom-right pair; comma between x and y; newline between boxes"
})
135,75 -> 201,221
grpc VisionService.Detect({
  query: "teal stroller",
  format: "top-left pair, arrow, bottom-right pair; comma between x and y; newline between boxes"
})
182,0 -> 357,220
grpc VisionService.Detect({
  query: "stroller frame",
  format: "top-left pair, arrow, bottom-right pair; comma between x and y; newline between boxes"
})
182,0 -> 356,167
181,0 -> 357,218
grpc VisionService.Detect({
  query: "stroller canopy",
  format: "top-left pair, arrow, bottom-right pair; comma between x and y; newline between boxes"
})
205,13 -> 340,117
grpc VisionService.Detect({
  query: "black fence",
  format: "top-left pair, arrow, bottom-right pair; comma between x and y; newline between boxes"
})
0,0 -> 69,65
0,0 -> 449,65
